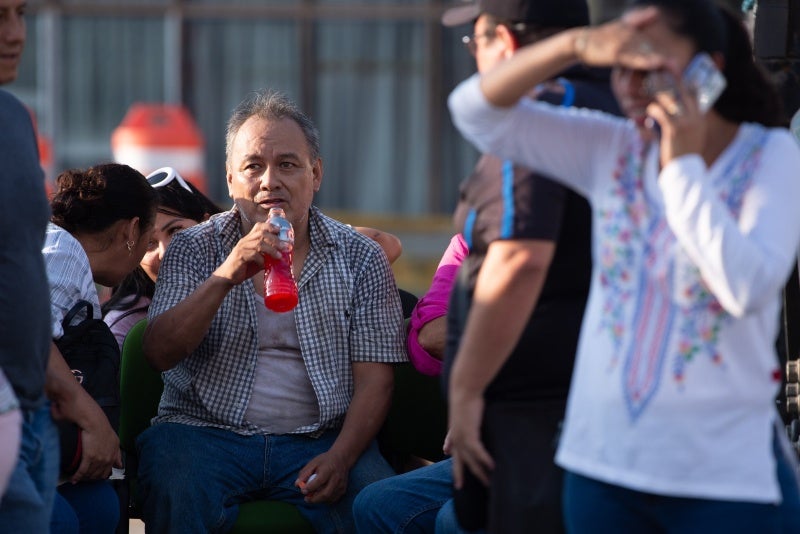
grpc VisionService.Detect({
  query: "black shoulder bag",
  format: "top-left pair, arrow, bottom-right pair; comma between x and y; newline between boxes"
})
54,300 -> 121,477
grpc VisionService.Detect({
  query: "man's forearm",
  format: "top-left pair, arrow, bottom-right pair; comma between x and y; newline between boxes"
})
450,240 -> 554,398
144,274 -> 234,371
327,362 -> 394,469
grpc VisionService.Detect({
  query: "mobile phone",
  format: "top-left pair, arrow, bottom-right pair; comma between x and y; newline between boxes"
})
645,52 -> 727,114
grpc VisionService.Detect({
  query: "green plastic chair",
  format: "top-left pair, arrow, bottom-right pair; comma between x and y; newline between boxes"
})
117,319 -> 314,533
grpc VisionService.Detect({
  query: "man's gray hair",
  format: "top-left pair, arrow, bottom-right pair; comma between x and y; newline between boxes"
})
225,89 -> 321,164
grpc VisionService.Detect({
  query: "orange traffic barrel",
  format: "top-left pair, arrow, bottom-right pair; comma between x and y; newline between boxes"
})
111,103 -> 207,194
38,132 -> 53,197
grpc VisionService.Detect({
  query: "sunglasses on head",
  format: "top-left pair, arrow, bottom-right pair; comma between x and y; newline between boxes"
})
146,167 -> 193,193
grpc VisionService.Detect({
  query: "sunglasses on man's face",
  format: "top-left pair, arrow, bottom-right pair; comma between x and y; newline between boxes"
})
146,167 -> 193,193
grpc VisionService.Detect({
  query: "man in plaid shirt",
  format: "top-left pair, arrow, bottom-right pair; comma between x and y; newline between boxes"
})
137,89 -> 407,533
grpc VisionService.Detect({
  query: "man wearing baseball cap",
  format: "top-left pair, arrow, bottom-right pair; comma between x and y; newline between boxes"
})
354,0 -> 621,532
440,0 -> 590,29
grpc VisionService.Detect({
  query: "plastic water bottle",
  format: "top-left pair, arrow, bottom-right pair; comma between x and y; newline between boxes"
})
263,207 -> 298,313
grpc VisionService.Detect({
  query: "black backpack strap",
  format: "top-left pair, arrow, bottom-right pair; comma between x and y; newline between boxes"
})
107,305 -> 149,329
62,300 -> 94,329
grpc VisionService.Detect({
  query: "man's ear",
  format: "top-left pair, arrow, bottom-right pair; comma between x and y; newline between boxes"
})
226,166 -> 235,199
495,23 -> 519,55
312,158 -> 323,193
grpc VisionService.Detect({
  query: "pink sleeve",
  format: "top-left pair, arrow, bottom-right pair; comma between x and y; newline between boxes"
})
407,234 -> 469,376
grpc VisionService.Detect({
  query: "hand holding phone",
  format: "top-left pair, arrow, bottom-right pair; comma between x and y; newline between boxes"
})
645,52 -> 727,114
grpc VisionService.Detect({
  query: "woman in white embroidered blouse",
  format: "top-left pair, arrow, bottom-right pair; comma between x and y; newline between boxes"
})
446,0 -> 800,531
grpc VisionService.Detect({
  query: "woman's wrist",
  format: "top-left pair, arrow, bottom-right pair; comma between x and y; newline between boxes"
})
572,26 -> 590,62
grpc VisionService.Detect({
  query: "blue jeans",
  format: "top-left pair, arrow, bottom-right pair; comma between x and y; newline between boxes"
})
436,498 -> 485,534
563,431 -> 800,533
137,422 -> 395,533
0,403 -> 59,533
353,458 -> 480,534
51,480 -> 120,533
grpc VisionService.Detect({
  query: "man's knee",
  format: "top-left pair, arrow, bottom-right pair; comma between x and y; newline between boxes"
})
352,477 -> 386,520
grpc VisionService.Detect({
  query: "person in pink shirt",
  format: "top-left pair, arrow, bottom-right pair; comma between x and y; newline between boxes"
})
407,233 -> 468,376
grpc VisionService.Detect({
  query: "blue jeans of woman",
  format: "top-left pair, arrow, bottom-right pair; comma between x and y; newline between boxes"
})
137,422 -> 396,533
0,403 -> 59,533
563,429 -> 800,533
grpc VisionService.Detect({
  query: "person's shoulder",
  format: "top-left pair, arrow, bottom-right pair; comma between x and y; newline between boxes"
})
43,225 -> 91,276
0,90 -> 36,142
0,89 -> 26,113
750,123 -> 800,163
43,223 -> 81,252
312,207 -> 353,238
758,123 -> 795,143
313,208 -> 384,257
312,207 -> 347,230
174,209 -> 233,242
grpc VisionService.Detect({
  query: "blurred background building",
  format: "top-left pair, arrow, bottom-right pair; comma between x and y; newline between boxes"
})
6,0 -> 799,294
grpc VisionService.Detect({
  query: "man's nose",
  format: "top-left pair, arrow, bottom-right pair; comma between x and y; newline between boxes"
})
259,167 -> 280,189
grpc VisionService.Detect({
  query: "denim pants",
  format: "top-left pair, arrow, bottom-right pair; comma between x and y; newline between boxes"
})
136,422 -> 396,533
51,480 -> 120,534
563,429 -> 800,533
0,403 -> 60,533
353,457 -> 477,534
436,498 -> 486,534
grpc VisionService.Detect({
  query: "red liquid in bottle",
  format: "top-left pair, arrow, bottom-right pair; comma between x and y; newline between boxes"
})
263,249 -> 298,312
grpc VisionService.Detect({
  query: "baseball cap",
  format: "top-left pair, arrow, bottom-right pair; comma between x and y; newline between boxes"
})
441,0 -> 590,28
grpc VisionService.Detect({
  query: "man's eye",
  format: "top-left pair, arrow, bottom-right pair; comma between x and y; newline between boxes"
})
146,241 -> 157,251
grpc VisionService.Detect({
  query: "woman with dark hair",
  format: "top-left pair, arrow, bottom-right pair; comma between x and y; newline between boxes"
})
44,163 -> 157,533
103,167 -> 223,348
447,0 -> 800,531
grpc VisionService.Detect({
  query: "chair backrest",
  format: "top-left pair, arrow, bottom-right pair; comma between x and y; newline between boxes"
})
118,319 -> 163,454
398,288 -> 419,320
382,362 -> 448,464
380,289 -> 449,464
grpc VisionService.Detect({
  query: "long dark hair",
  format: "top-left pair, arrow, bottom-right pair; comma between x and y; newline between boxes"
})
630,0 -> 783,126
102,178 -> 223,320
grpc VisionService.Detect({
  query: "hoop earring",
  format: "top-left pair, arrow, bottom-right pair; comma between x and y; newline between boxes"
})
126,240 -> 135,254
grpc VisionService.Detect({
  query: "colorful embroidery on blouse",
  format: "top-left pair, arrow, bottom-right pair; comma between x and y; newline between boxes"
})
598,127 -> 767,420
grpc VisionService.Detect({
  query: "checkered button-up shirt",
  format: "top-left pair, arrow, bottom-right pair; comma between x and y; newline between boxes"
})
149,206 -> 407,435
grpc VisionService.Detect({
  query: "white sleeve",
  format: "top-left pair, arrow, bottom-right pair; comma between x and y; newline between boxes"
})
448,73 -> 627,200
43,233 -> 98,338
659,130 -> 800,318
